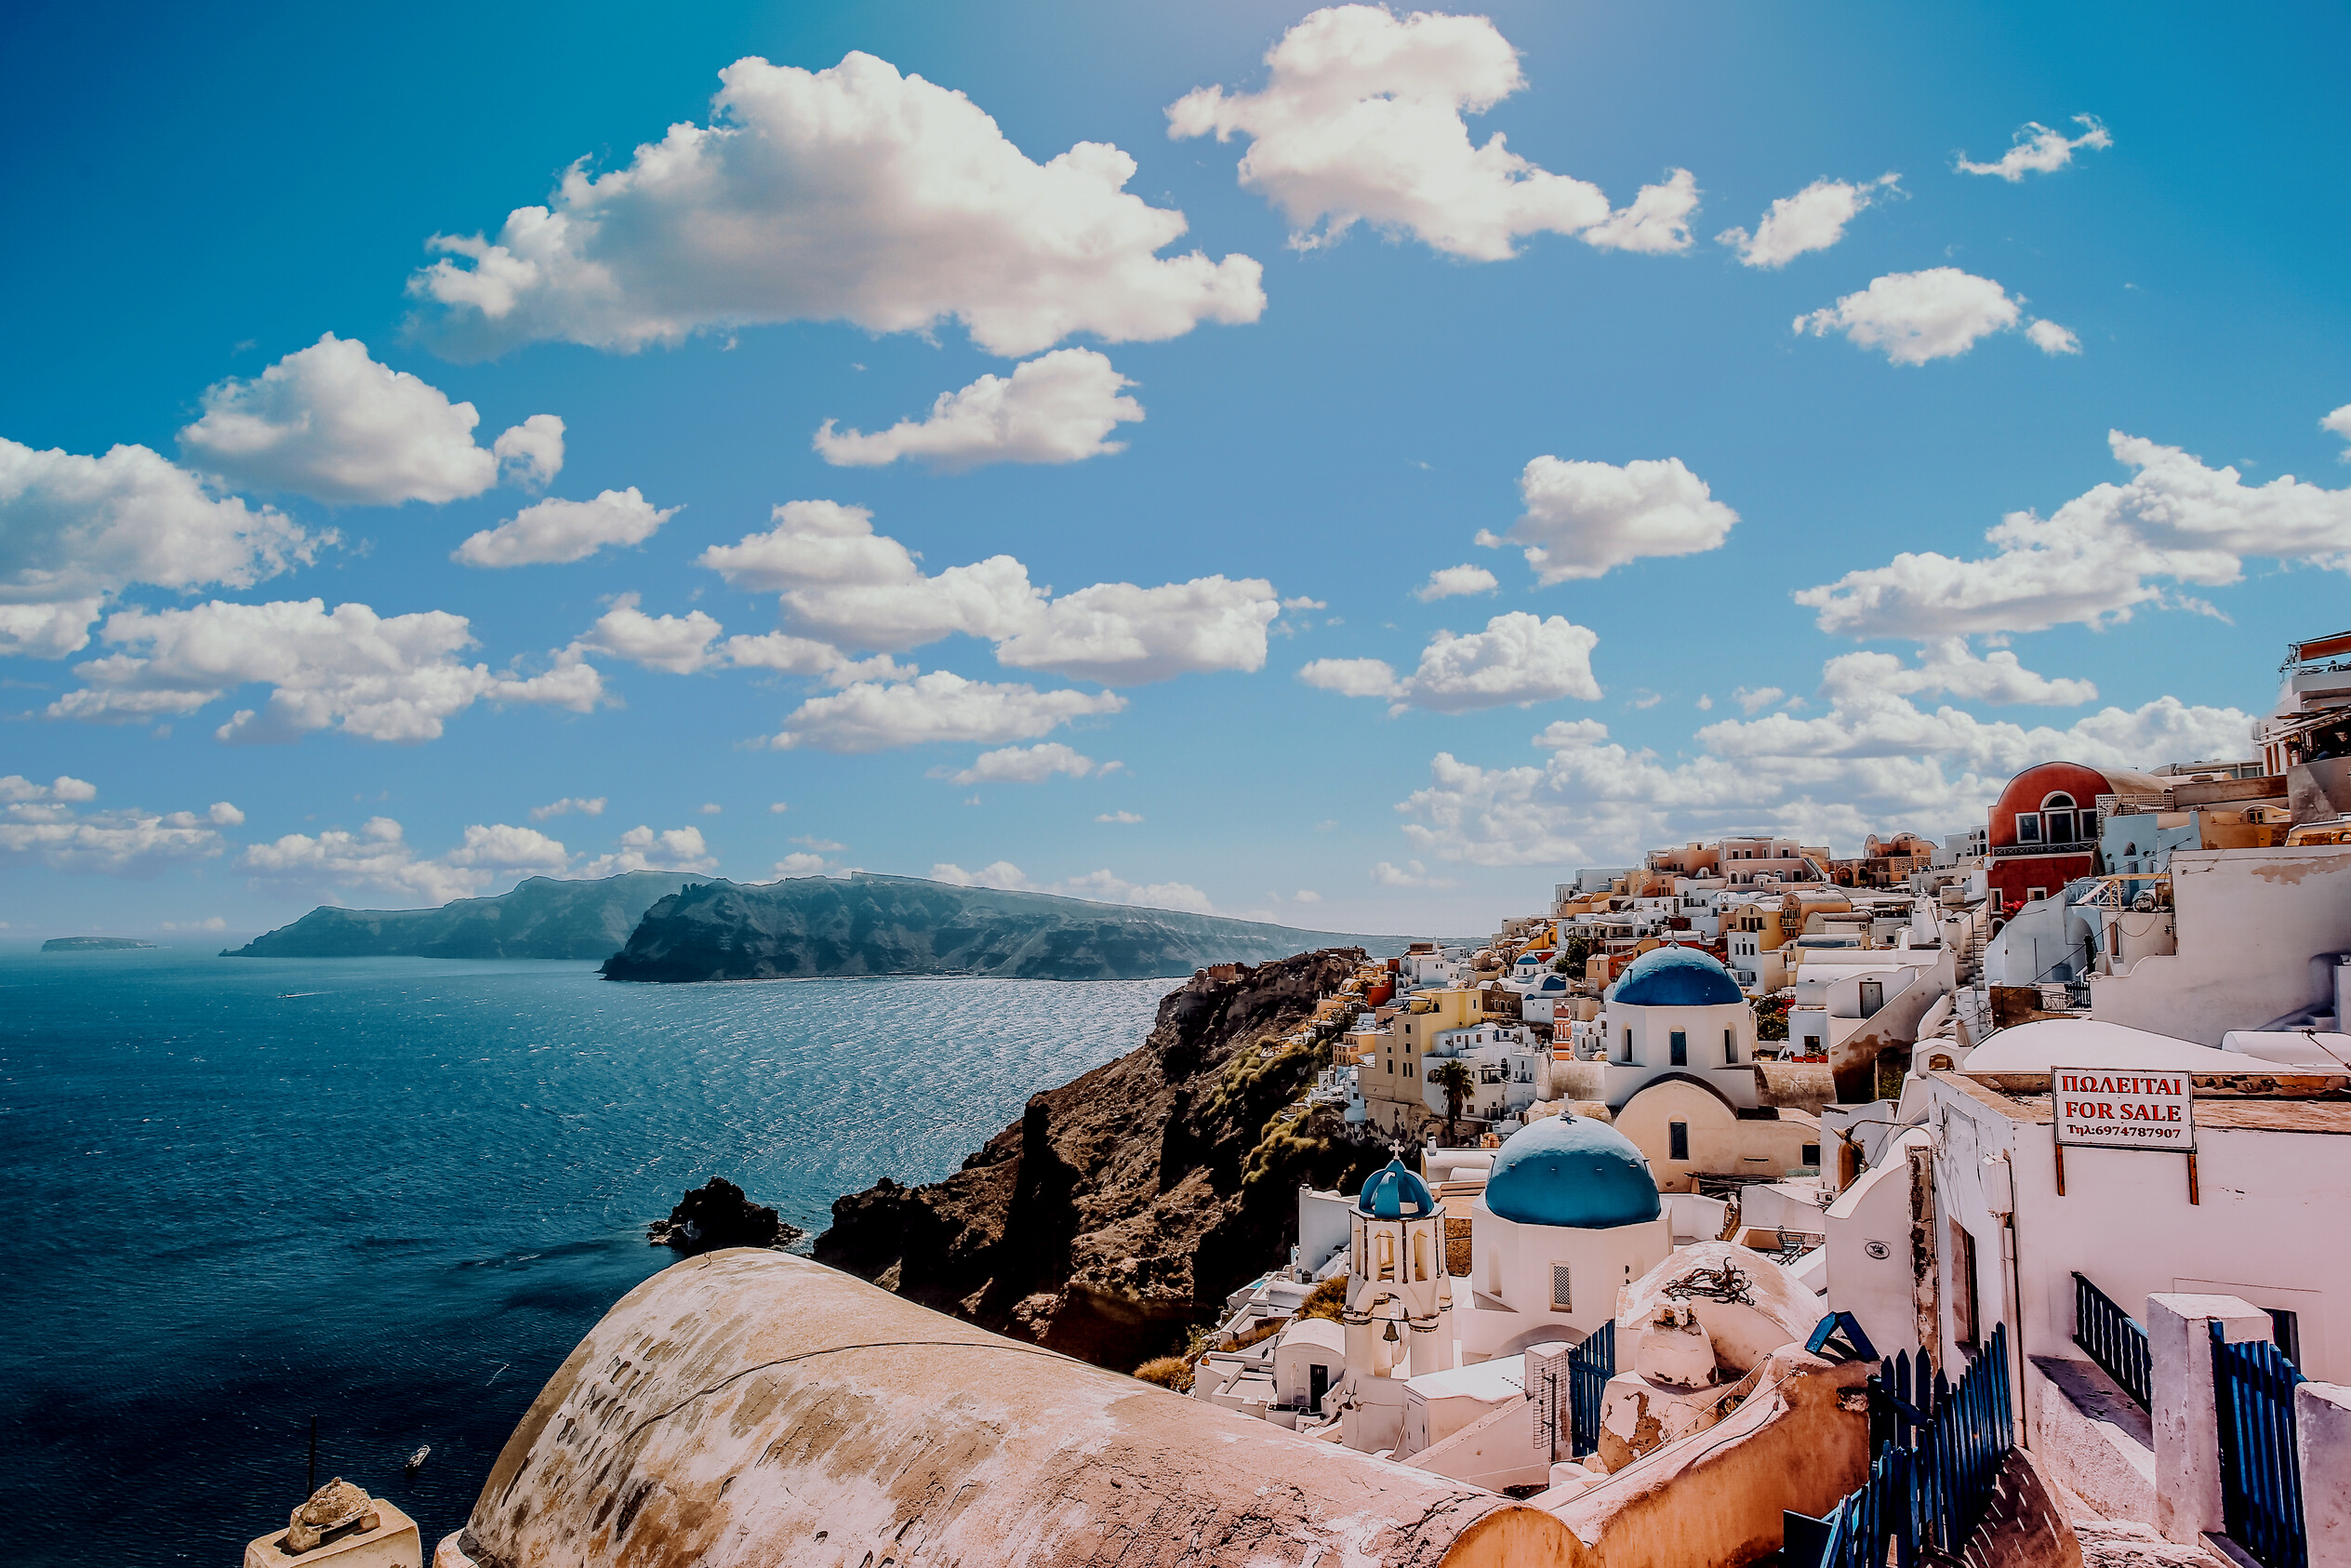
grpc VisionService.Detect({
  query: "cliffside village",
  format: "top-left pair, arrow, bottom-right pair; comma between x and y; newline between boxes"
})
1165,631 -> 2351,1568
342,632 -> 2351,1568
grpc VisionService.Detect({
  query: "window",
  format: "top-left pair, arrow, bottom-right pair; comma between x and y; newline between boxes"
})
1724,1028 -> 1738,1065
1622,1027 -> 1633,1063
2045,809 -> 2076,844
1801,1142 -> 1820,1167
1951,1221 -> 1980,1350
1669,1030 -> 1687,1066
2027,887 -> 2049,904
1550,1263 -> 1573,1310
1414,1231 -> 1427,1282
1668,1122 -> 1689,1161
2268,1309 -> 2302,1367
1379,1232 -> 1395,1281
2015,812 -> 2042,844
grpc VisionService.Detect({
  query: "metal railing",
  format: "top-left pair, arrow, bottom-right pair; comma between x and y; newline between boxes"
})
1568,1321 -> 1614,1457
2072,1272 -> 2152,1409
1799,1325 -> 2014,1568
2212,1325 -> 2309,1568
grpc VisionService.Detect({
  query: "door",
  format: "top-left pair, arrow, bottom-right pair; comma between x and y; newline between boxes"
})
1859,978 -> 1884,1017
1308,1363 -> 1329,1414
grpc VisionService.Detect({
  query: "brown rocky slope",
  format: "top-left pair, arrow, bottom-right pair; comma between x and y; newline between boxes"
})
814,950 -> 1391,1371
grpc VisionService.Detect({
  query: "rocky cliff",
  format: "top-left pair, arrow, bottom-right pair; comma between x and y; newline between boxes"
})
814,950 -> 1390,1370
222,871 -> 695,960
599,872 -> 1409,982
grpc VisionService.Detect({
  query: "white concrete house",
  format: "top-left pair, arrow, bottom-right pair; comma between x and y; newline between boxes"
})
1459,1113 -> 1673,1364
1591,947 -> 1760,1111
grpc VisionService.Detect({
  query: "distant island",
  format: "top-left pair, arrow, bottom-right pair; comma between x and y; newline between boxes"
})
222,871 -> 696,960
602,872 -> 1416,982
41,937 -> 158,952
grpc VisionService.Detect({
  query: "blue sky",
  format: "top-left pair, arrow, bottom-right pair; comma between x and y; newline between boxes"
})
5,0 -> 2349,937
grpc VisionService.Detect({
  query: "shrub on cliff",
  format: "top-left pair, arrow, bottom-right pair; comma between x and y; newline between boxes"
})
1134,1355 -> 1194,1392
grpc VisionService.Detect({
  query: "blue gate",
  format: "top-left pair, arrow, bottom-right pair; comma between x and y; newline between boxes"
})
2073,1271 -> 2153,1410
1568,1320 -> 1614,1457
2212,1325 -> 2309,1568
1800,1324 -> 2013,1568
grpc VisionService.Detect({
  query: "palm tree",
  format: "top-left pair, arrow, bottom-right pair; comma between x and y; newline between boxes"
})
1429,1058 -> 1474,1146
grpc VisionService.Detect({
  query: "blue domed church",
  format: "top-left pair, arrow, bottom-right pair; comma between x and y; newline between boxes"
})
1594,946 -> 1761,1113
1459,1111 -> 1673,1362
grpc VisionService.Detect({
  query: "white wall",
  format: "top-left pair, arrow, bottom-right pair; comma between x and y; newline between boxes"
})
1928,1075 -> 2351,1385
2094,844 -> 2351,1045
1460,1199 -> 1671,1362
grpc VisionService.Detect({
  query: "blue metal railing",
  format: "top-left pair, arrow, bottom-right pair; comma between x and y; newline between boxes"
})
1799,1324 -> 2013,1568
1568,1321 -> 1614,1457
2074,1271 -> 2153,1410
2212,1325 -> 2309,1568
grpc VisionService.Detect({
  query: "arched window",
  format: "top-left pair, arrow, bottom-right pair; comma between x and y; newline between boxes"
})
2041,791 -> 2079,844
1414,1231 -> 1427,1282
1378,1232 -> 1395,1281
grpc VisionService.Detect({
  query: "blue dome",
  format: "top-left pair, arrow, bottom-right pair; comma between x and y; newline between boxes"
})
1483,1114 -> 1662,1229
1356,1159 -> 1438,1219
1609,946 -> 1744,1008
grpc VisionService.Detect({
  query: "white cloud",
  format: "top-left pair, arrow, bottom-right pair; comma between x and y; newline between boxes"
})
1302,611 -> 1601,714
701,501 -> 1277,683
1167,6 -> 1684,260
49,598 -> 603,741
529,795 -> 605,819
2324,405 -> 2351,456
772,852 -> 834,876
0,437 -> 316,658
1532,718 -> 1609,749
697,803 -> 723,816
1579,167 -> 1702,255
1838,638 -> 2096,706
1291,889 -> 1322,903
454,487 -> 677,567
993,577 -> 1281,684
771,670 -> 1123,753
1796,427 -> 2351,637
241,816 -> 572,906
1718,174 -> 1898,268
492,415 -> 565,490
576,594 -> 726,673
813,349 -> 1143,469
1393,670 -> 2249,869
2026,319 -> 2082,356
790,835 -> 845,852
1299,657 -> 1404,699
928,857 -> 1214,913
0,775 -> 100,804
942,741 -> 1103,784
1733,685 -> 1785,713
579,824 -> 719,879
1956,115 -> 2112,181
1794,268 -> 2023,365
179,334 -> 557,506
1096,809 -> 1144,823
410,52 -> 1262,360
2,782 -> 235,878
1371,858 -> 1457,889
1494,455 -> 1737,583
1415,564 -> 1498,602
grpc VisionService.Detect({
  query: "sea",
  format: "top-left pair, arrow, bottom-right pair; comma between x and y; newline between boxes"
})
0,945 -> 1169,1566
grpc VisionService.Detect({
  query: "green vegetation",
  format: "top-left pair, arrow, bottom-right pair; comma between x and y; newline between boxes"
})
1295,1274 -> 1348,1322
1752,993 -> 1790,1042
1133,1355 -> 1194,1391
1429,1057 -> 1474,1145
1555,928 -> 1594,977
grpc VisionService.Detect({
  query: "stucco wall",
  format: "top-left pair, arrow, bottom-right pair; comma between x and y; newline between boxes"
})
1540,1348 -> 1874,1568
439,1250 -> 1579,1568
1613,1079 -> 1817,1191
2092,844 -> 2351,1045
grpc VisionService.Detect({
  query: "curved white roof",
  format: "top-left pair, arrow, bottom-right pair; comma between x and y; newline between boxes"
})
1967,1018 -> 2254,1072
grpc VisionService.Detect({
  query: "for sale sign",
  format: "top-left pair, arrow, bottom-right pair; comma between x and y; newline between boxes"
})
2052,1068 -> 2196,1150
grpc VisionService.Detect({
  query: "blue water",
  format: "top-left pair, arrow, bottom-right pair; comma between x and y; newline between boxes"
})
0,947 -> 1166,1566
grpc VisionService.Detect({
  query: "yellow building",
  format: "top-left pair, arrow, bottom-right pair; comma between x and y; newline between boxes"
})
1611,1077 -> 1823,1192
1359,989 -> 1481,1136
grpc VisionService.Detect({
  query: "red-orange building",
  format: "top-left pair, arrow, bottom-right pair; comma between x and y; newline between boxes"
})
1985,759 -> 2162,911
